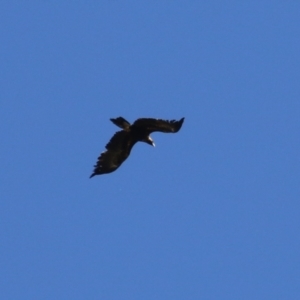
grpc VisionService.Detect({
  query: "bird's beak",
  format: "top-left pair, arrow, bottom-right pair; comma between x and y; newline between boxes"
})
148,137 -> 155,147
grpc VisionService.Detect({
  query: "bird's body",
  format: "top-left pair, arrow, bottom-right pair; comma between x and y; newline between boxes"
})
90,117 -> 184,177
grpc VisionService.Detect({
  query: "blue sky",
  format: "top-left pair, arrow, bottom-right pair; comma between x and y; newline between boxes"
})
1,1 -> 299,299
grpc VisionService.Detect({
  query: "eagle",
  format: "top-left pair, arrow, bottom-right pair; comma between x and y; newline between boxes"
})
90,117 -> 184,177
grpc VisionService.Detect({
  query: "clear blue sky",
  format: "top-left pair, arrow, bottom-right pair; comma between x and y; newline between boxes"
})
1,2 -> 299,299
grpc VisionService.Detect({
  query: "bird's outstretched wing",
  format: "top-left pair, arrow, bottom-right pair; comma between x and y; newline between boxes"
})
133,117 -> 184,133
90,130 -> 134,177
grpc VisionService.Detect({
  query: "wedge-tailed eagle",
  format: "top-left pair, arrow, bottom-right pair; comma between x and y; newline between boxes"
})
90,117 -> 184,177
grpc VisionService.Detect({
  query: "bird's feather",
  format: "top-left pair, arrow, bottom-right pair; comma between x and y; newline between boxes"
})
133,117 -> 184,133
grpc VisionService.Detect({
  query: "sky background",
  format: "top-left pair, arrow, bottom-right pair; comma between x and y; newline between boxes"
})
1,1 -> 299,299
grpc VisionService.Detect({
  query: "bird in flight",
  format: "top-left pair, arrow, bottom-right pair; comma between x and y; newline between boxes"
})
90,117 -> 184,177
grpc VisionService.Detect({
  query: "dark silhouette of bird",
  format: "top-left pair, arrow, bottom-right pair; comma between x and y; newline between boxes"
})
90,117 -> 184,177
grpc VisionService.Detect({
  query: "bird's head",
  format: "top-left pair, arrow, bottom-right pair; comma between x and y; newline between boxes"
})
143,136 -> 155,147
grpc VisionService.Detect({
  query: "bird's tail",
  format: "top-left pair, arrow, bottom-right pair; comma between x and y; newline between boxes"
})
110,117 -> 131,129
